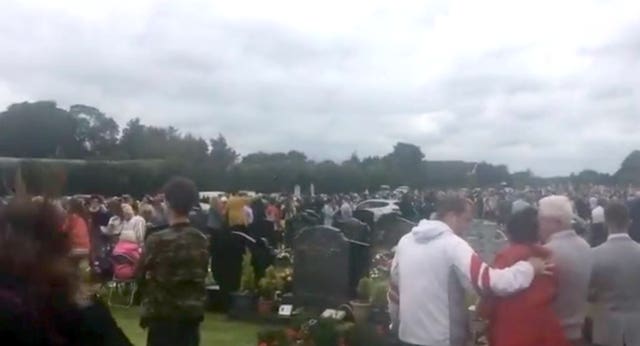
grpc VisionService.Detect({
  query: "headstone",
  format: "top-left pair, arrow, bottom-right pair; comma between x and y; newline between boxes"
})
293,226 -> 350,308
353,209 -> 375,232
333,218 -> 371,298
333,217 -> 370,243
310,183 -> 315,197
284,210 -> 321,248
374,212 -> 416,249
294,185 -> 301,198
465,219 -> 507,263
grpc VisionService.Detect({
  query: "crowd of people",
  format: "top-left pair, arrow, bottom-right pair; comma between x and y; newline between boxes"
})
390,192 -> 640,346
1,179 -> 640,345
0,180 -> 298,346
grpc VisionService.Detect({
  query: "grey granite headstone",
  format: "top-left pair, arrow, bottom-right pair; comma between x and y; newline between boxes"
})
285,211 -> 321,248
374,212 -> 416,249
353,209 -> 375,232
465,219 -> 507,263
333,218 -> 371,298
293,226 -> 350,308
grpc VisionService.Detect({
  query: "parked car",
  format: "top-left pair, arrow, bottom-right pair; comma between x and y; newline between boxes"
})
356,199 -> 400,221
394,186 -> 410,195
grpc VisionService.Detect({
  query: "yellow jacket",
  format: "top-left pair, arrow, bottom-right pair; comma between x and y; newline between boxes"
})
227,196 -> 248,227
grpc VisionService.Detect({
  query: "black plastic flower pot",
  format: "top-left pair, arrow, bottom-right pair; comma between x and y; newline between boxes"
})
228,292 -> 255,319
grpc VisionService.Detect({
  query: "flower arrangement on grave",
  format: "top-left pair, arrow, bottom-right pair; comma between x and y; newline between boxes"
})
369,250 -> 394,279
350,277 -> 372,324
277,266 -> 293,293
257,266 -> 283,316
257,317 -> 354,346
275,248 -> 293,266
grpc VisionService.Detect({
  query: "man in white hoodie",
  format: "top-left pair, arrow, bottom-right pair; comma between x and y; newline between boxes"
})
389,194 -> 550,346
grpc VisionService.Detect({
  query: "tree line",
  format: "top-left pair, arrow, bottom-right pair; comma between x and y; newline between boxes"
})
0,101 -> 633,196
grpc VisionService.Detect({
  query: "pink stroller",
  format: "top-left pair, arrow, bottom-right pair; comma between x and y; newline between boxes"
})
107,241 -> 141,307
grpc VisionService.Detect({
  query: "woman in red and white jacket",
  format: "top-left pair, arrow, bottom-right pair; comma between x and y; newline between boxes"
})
388,195 -> 551,346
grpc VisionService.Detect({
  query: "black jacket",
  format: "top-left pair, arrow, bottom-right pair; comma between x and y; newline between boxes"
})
0,273 -> 132,346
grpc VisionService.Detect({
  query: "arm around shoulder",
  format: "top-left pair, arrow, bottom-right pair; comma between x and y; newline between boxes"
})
449,237 -> 535,296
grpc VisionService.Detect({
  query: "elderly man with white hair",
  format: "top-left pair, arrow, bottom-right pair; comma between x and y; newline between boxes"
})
539,195 -> 592,346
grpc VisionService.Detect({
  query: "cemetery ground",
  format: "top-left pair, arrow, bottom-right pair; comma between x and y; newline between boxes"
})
105,217 -> 505,346
111,306 -> 262,346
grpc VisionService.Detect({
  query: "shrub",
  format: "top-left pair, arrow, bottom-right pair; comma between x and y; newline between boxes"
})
258,266 -> 283,300
370,281 -> 388,307
356,277 -> 372,302
240,251 -> 256,293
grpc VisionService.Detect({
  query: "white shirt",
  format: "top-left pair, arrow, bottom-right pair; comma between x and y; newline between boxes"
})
244,205 -> 254,224
390,220 -> 534,345
118,215 -> 146,246
322,204 -> 335,225
340,202 -> 352,219
608,233 -> 630,240
105,216 -> 124,235
592,206 -> 605,224
589,197 -> 598,210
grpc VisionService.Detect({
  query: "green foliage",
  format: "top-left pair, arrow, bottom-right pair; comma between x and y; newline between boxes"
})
370,281 -> 388,307
257,266 -> 283,300
0,101 -> 84,158
356,277 -> 373,302
70,104 -> 120,157
240,251 -> 256,293
0,100 -> 550,195
571,169 -> 612,186
309,318 -> 343,346
616,151 -> 640,185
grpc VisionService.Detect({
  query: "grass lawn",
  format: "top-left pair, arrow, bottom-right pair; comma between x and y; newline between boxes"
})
111,306 -> 263,346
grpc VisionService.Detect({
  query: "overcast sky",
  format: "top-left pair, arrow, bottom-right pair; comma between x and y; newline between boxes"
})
1,0 -> 639,176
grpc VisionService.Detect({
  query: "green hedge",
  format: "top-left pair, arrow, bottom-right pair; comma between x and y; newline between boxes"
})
0,159 -> 214,197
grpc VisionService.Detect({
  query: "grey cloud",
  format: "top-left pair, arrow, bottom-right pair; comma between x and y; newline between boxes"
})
1,1 -> 640,176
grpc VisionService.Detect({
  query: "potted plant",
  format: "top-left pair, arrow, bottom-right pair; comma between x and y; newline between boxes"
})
350,277 -> 372,325
257,266 -> 282,316
229,251 -> 256,318
369,280 -> 390,334
278,267 -> 293,294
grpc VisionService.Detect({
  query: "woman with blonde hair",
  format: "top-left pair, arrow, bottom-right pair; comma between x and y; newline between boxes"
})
207,196 -> 224,232
117,203 -> 146,248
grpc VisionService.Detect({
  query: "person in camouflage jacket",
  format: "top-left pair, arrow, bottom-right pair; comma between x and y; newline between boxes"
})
137,177 -> 209,346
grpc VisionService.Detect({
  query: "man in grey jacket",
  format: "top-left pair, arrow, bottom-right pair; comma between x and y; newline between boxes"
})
590,202 -> 640,346
539,195 -> 592,346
